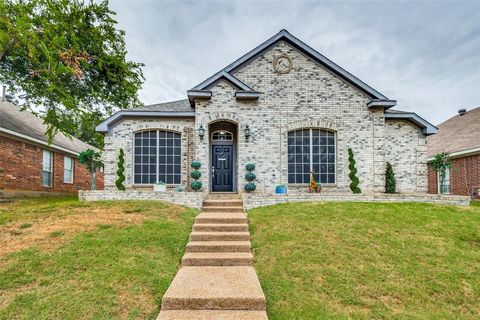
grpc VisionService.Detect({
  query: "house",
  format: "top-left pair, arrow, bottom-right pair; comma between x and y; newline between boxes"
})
97,29 -> 437,194
427,107 -> 480,198
0,99 -> 104,197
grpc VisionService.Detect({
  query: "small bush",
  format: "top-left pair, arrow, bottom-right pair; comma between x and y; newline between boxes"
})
348,148 -> 361,194
115,148 -> 126,191
191,161 -> 201,170
385,162 -> 396,193
191,180 -> 202,191
245,182 -> 256,192
245,163 -> 256,171
191,170 -> 201,180
245,172 -> 256,181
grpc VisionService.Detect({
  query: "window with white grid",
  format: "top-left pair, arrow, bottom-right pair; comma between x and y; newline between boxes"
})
287,129 -> 336,184
134,130 -> 181,185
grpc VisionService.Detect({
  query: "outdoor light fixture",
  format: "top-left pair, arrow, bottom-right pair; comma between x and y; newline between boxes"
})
198,124 -> 205,140
244,125 -> 251,141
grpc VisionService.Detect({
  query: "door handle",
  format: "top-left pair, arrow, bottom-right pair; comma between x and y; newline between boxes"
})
212,166 -> 215,174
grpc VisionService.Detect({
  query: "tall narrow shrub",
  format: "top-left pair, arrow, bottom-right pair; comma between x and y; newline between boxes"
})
348,148 -> 361,194
116,148 -> 126,191
385,162 -> 396,193
78,149 -> 103,190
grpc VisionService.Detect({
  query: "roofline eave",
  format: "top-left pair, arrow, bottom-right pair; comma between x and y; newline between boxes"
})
384,112 -> 438,135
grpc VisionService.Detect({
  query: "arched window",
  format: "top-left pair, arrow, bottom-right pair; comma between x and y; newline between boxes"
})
212,130 -> 233,141
134,130 -> 181,184
287,129 -> 335,184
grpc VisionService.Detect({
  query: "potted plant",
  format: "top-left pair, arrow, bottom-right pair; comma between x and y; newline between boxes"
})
154,181 -> 166,192
275,184 -> 287,195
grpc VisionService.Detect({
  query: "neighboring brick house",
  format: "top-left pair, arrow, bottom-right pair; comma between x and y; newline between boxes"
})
97,29 -> 437,194
0,100 -> 104,197
427,107 -> 480,198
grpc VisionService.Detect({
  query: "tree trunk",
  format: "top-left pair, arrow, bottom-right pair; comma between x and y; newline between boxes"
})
91,171 -> 97,190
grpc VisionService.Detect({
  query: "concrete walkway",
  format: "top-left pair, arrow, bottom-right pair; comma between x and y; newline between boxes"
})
157,194 -> 268,320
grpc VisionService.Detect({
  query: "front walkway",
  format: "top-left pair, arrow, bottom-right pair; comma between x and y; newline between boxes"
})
157,194 -> 268,319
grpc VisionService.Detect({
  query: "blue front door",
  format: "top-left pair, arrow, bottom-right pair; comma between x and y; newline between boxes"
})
212,145 -> 234,192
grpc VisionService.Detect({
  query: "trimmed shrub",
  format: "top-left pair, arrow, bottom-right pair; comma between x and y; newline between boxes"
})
191,170 -> 201,180
245,163 -> 256,171
115,148 -> 126,191
191,161 -> 201,170
245,172 -> 256,182
245,182 -> 256,192
385,162 -> 396,193
191,180 -> 202,191
244,163 -> 256,192
348,148 -> 361,194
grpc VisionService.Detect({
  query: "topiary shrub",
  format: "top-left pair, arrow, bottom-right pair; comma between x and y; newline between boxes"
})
191,180 -> 202,191
245,172 -> 256,182
115,148 -> 126,191
348,148 -> 361,194
385,162 -> 396,193
245,163 -> 256,171
245,182 -> 256,192
191,170 -> 201,180
191,161 -> 201,170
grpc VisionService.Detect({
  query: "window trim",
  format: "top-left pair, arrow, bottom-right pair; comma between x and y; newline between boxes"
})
287,128 -> 337,185
42,150 -> 53,188
132,129 -> 182,186
437,168 -> 451,194
64,156 -> 74,184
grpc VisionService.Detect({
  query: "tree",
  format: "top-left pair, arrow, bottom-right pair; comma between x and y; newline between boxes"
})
0,0 -> 144,142
78,148 -> 103,190
348,148 -> 361,194
385,162 -> 396,193
70,110 -> 105,149
428,152 -> 451,194
115,148 -> 125,191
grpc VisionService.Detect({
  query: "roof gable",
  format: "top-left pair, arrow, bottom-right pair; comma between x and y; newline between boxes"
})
191,29 -> 388,100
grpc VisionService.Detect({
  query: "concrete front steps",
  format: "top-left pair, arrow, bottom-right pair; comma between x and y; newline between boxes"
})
157,194 -> 267,319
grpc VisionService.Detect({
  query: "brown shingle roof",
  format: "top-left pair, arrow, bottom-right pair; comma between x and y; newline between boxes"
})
0,101 -> 97,155
427,107 -> 480,157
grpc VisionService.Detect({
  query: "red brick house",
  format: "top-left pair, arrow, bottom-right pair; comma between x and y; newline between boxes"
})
0,100 -> 104,197
427,107 -> 480,198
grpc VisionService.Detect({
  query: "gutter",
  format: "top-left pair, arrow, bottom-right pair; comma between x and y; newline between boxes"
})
427,146 -> 480,161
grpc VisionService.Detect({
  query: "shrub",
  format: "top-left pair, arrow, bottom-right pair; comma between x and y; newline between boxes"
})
385,162 -> 396,193
348,148 -> 361,194
191,170 -> 201,180
191,161 -> 201,170
191,180 -> 202,191
245,172 -> 256,181
245,182 -> 256,192
115,148 -> 126,191
245,163 -> 256,171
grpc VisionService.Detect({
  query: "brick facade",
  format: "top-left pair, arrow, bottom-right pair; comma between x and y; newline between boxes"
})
102,41 -> 428,194
428,154 -> 480,198
0,134 -> 104,195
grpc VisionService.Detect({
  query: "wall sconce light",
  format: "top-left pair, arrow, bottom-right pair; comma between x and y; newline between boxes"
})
244,125 -> 251,141
198,124 -> 205,140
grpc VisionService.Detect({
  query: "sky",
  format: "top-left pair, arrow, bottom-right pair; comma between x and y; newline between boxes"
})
109,0 -> 480,125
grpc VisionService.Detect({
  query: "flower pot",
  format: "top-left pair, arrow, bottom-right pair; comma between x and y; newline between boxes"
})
275,186 -> 287,195
154,184 -> 166,192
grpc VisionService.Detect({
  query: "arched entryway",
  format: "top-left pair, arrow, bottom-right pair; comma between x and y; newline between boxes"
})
209,121 -> 238,192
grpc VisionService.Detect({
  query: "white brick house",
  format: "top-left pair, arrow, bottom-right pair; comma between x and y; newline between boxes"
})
97,30 -> 437,194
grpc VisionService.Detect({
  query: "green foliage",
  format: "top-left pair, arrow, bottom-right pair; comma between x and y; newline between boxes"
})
70,111 -> 105,149
115,148 -> 125,191
385,162 -> 396,193
428,152 -> 451,194
191,161 -> 201,170
0,0 -> 144,142
245,163 -> 256,171
191,180 -> 202,191
245,172 -> 256,181
190,170 -> 201,180
78,148 -> 103,190
244,182 -> 256,192
348,148 -> 361,194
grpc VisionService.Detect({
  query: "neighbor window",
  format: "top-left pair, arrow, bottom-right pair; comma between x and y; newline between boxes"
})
42,150 -> 53,187
134,130 -> 181,184
64,156 -> 73,183
438,169 -> 451,194
287,129 -> 336,184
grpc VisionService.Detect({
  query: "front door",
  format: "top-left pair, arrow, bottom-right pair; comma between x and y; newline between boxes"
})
211,144 -> 234,192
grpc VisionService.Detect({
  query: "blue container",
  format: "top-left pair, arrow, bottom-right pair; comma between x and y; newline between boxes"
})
275,185 -> 287,194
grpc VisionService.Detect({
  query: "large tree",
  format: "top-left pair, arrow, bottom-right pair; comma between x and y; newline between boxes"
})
0,0 -> 143,142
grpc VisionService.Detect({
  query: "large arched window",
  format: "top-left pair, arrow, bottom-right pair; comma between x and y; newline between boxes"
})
288,129 -> 335,184
134,130 -> 181,184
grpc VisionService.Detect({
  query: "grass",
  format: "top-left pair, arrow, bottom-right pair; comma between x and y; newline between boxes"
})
0,196 -> 197,320
249,201 -> 480,319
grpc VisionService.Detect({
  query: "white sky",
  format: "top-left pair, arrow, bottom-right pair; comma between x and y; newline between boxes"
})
109,0 -> 480,125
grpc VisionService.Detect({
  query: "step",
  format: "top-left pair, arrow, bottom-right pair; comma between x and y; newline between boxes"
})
195,212 -> 247,224
181,252 -> 254,266
157,310 -> 268,320
189,232 -> 250,241
186,241 -> 251,252
161,266 -> 266,310
203,199 -> 243,207
193,223 -> 249,232
202,206 -> 244,213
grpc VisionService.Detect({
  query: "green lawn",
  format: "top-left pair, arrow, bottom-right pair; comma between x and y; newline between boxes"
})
0,196 -> 196,320
249,201 -> 480,319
